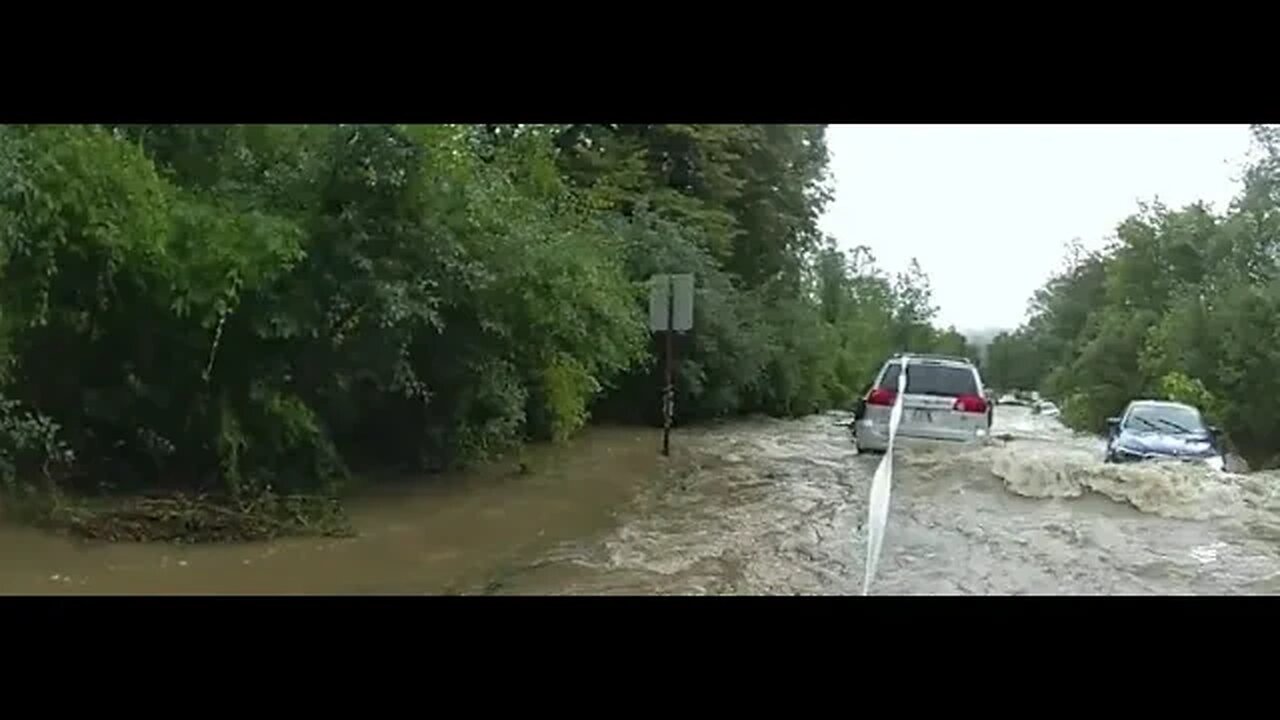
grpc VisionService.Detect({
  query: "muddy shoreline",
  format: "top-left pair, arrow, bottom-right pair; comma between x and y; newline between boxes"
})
4,408 -> 1279,594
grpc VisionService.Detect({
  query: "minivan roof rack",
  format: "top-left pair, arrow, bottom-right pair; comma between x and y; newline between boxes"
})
889,352 -> 974,365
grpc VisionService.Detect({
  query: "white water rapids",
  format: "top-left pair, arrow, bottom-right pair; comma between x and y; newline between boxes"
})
496,405 -> 1280,595
7,404 -> 1279,594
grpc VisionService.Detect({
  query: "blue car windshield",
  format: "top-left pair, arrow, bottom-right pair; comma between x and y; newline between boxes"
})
1124,405 -> 1205,435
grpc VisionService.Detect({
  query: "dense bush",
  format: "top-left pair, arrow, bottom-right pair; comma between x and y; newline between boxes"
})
0,123 -> 972,533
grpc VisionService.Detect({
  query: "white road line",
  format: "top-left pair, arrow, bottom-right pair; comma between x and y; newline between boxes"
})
864,355 -> 908,596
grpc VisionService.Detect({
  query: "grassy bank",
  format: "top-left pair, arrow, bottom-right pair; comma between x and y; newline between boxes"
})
2,485 -> 353,543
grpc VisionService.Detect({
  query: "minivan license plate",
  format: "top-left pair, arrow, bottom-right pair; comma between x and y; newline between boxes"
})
911,410 -> 933,422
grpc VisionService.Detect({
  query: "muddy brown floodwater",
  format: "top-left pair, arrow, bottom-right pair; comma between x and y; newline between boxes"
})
5,406 -> 1280,594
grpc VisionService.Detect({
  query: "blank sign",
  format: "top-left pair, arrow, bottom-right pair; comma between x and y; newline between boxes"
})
648,276 -> 669,331
648,274 -> 694,332
670,273 -> 693,331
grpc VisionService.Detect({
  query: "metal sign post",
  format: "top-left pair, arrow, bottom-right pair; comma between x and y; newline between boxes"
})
663,279 -> 674,456
649,273 -> 694,456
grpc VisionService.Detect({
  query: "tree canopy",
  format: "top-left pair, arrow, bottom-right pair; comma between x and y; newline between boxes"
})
981,125 -> 1280,468
0,123 -> 974,527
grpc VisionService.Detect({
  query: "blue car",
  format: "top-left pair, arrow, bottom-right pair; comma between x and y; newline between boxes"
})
1104,400 -> 1226,471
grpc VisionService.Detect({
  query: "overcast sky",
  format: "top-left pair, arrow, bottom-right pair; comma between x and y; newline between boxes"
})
818,124 -> 1255,332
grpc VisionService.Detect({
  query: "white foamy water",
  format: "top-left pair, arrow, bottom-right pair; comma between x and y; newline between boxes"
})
11,405 -> 1277,595
502,406 -> 1280,595
982,444 -> 1248,520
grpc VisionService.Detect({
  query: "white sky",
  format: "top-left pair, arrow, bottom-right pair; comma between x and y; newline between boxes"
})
819,124 -> 1254,332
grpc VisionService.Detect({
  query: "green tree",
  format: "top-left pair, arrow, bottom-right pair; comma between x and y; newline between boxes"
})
999,124 -> 1280,467
0,122 -> 972,540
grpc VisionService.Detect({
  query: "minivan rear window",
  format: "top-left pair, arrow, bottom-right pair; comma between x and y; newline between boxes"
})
878,363 -> 978,397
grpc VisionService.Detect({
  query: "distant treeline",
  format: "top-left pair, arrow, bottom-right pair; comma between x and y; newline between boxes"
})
983,125 -> 1280,468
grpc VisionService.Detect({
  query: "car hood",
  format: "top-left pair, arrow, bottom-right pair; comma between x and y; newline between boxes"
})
1115,431 -> 1215,457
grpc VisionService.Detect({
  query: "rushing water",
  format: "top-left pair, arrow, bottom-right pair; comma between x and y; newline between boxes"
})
5,406 -> 1280,594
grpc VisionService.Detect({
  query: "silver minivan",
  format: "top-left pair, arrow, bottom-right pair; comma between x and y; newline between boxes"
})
852,354 -> 990,453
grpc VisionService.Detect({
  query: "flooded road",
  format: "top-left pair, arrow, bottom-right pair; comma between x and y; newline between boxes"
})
0,426 -> 663,594
5,406 -> 1280,594
500,407 -> 1280,594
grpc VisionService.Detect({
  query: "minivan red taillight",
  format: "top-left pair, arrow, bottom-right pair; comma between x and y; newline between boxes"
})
954,394 -> 988,414
866,388 -> 897,406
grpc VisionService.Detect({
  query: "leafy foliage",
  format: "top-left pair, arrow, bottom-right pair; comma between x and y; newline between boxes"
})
983,124 -> 1280,467
0,123 -> 968,533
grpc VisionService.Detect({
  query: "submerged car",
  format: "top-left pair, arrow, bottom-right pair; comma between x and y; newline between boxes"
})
1104,400 -> 1226,471
852,353 -> 990,454
1032,400 -> 1060,416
